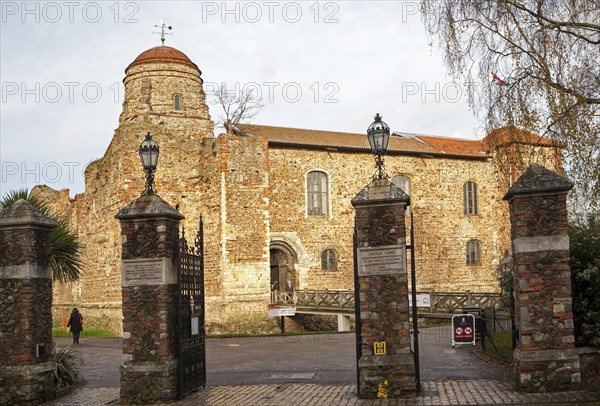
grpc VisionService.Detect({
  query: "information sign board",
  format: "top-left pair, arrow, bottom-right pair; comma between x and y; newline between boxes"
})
122,258 -> 164,285
268,306 -> 296,317
357,245 -> 406,276
408,293 -> 431,308
451,314 -> 476,347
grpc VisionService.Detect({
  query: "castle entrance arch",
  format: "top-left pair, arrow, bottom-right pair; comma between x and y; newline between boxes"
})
269,241 -> 297,292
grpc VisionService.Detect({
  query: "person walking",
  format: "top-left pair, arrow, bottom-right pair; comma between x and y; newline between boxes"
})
67,308 -> 84,344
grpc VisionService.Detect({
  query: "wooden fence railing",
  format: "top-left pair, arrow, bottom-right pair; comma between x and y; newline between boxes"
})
271,290 -> 500,315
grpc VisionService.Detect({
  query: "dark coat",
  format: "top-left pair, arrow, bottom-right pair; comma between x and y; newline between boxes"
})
67,311 -> 83,333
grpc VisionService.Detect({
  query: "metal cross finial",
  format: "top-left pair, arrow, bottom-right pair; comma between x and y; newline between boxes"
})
153,19 -> 173,45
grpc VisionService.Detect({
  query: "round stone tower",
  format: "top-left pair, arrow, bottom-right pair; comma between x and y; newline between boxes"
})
119,45 -> 213,137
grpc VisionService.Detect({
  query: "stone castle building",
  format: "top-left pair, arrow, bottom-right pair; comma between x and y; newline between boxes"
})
37,45 -> 562,334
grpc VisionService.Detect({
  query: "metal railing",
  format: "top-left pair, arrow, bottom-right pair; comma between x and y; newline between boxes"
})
270,290 -> 500,315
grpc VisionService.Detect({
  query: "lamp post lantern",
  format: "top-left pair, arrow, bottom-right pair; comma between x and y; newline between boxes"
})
139,132 -> 160,195
367,113 -> 390,179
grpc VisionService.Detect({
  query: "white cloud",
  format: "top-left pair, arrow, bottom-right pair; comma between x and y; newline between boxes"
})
1,1 -> 482,196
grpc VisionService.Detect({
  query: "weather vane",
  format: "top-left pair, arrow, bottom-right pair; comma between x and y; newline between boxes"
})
153,19 -> 173,45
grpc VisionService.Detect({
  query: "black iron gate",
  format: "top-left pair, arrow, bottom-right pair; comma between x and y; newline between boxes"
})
177,218 -> 206,399
408,215 -> 421,391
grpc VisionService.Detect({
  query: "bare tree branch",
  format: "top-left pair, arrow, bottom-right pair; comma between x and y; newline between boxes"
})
212,84 -> 264,135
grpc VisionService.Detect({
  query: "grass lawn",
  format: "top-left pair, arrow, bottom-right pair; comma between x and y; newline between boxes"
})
52,327 -> 120,339
483,329 -> 513,361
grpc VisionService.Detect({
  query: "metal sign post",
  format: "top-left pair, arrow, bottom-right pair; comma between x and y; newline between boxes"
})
451,314 -> 476,347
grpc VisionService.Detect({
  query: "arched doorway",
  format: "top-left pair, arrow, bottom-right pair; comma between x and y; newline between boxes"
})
269,241 -> 297,292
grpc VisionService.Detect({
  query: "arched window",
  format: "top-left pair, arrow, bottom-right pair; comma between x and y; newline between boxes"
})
392,174 -> 411,216
321,249 -> 337,271
307,171 -> 328,216
174,95 -> 181,111
463,181 -> 478,215
466,240 -> 481,265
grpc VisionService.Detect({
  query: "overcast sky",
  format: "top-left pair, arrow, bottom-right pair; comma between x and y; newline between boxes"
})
1,1 -> 484,196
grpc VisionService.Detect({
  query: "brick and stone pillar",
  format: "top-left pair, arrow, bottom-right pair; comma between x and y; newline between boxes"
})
503,164 -> 580,392
0,199 -> 57,404
351,178 -> 416,398
116,194 -> 184,403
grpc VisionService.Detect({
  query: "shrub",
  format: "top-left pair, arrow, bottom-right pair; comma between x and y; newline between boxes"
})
51,342 -> 84,390
570,216 -> 600,347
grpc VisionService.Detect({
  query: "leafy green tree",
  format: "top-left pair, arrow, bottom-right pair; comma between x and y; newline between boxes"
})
0,189 -> 82,283
569,216 -> 600,346
421,0 -> 600,215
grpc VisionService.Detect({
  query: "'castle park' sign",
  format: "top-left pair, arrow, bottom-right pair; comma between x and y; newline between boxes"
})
357,245 -> 406,276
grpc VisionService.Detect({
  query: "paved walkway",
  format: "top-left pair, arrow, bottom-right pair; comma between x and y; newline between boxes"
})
48,381 -> 600,405
44,329 -> 600,405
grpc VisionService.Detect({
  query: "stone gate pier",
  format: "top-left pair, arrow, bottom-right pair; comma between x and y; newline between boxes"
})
116,194 -> 184,404
351,178 -> 416,398
504,164 -> 581,392
0,200 -> 57,404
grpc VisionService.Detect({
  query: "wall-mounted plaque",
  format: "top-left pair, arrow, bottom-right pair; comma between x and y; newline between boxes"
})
357,245 -> 406,276
122,258 -> 165,285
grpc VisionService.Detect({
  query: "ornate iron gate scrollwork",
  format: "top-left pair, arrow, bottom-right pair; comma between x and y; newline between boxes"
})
177,217 -> 206,399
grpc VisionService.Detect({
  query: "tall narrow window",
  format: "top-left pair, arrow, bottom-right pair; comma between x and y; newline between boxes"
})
307,171 -> 328,216
392,174 -> 411,216
321,249 -> 337,271
174,95 -> 181,111
463,181 -> 478,215
466,240 -> 481,265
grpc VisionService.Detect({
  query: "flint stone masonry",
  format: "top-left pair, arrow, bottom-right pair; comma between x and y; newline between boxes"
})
37,44 -> 563,336
116,194 -> 183,404
504,164 -> 580,393
351,179 -> 416,398
0,200 -> 56,405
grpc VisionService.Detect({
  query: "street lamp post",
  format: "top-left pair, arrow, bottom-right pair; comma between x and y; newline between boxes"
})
367,113 -> 390,180
138,132 -> 160,195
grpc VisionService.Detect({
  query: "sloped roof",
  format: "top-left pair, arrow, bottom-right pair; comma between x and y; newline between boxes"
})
418,135 -> 486,157
482,126 -> 559,151
236,124 -> 488,158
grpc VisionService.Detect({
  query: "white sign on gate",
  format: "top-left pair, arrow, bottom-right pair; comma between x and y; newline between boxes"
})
408,293 -> 431,308
268,306 -> 296,317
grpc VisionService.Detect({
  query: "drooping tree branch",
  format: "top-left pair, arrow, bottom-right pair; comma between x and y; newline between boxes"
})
421,0 -> 600,214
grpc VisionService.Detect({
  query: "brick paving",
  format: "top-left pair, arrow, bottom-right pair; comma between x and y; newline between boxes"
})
48,381 -> 600,405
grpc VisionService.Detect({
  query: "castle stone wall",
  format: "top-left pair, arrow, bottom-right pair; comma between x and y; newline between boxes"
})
33,46 -> 563,336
